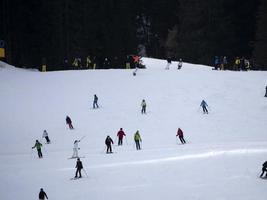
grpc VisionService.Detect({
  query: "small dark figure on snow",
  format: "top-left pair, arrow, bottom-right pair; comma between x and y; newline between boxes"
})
105,135 -> 114,154
93,94 -> 99,108
260,161 -> 267,178
66,115 -> 74,129
134,130 -> 142,150
42,130 -> 50,144
214,56 -> 220,70
39,188 -> 48,200
117,128 -> 126,146
178,58 -> 183,70
176,128 -> 186,144
141,99 -> 146,114
133,67 -> 138,76
32,140 -> 43,158
265,86 -> 267,97
75,158 -> 83,178
200,100 -> 209,114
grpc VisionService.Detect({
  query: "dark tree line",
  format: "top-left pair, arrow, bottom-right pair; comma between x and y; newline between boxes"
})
0,0 -> 267,70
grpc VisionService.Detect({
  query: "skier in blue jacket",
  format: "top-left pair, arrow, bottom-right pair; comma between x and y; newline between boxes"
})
200,100 -> 209,114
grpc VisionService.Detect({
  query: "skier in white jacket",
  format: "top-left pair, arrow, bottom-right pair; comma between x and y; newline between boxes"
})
72,140 -> 80,158
42,130 -> 50,144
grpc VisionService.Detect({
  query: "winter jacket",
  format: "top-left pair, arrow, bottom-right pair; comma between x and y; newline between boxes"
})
200,100 -> 208,107
105,137 -> 113,145
117,130 -> 126,139
94,95 -> 98,103
39,190 -> 48,199
33,141 -> 42,150
263,161 -> 267,168
141,101 -> 146,107
76,160 -> 83,169
176,129 -> 183,137
73,140 -> 80,149
134,131 -> 141,141
66,116 -> 72,124
42,131 -> 48,138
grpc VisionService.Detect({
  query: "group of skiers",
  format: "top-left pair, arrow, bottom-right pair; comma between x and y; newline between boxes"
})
61,55 -> 144,70
214,56 -> 251,71
165,57 -> 183,70
104,128 -> 143,153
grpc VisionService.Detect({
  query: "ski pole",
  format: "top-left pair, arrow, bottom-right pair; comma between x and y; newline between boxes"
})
83,168 -> 89,178
125,136 -> 128,145
79,135 -> 86,142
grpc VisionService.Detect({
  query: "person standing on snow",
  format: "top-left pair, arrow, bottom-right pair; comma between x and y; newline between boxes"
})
75,158 -> 83,178
42,130 -> 50,144
260,161 -> 267,178
117,128 -> 126,146
176,128 -> 186,144
264,86 -> 267,97
141,99 -> 147,114
200,100 -> 209,114
177,58 -> 183,70
39,188 -> 48,200
32,140 -> 43,158
93,94 -> 99,108
66,115 -> 74,129
105,135 -> 114,154
166,57 -> 172,69
72,140 -> 80,158
134,130 -> 142,150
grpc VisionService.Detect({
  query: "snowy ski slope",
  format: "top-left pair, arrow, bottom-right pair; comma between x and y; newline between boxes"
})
0,58 -> 267,200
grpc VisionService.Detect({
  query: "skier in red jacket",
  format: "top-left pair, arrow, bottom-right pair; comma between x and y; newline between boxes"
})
176,128 -> 186,144
117,128 -> 126,146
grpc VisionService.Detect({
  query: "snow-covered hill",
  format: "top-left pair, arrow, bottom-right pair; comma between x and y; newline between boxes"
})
0,59 -> 267,200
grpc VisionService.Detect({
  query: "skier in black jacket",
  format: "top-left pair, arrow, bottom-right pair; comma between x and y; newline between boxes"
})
265,86 -> 267,97
105,135 -> 114,154
39,188 -> 48,200
260,161 -> 267,178
93,94 -> 99,108
75,158 -> 83,178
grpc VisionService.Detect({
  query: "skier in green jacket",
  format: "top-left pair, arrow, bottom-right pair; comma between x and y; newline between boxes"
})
134,130 -> 142,150
32,140 -> 43,158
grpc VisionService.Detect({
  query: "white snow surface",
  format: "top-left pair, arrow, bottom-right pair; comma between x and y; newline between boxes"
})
0,58 -> 267,200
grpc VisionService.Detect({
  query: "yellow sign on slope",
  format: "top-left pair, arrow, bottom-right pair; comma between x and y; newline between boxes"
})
0,48 -> 5,58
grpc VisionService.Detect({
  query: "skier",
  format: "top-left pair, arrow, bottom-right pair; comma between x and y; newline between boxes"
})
86,55 -> 92,68
260,161 -> 267,178
117,128 -> 126,146
132,55 -> 140,68
214,56 -> 219,70
93,94 -> 99,108
103,57 -> 110,69
176,128 -> 186,144
200,100 -> 209,114
234,57 -> 241,71
105,135 -> 114,154
133,67 -> 138,76
141,99 -> 146,114
222,56 -> 227,70
75,158 -> 83,178
134,130 -> 142,150
32,140 -> 43,158
166,57 -> 171,69
264,86 -> 267,97
42,130 -> 50,144
39,188 -> 48,200
177,58 -> 183,70
72,140 -> 80,158
66,115 -> 74,129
